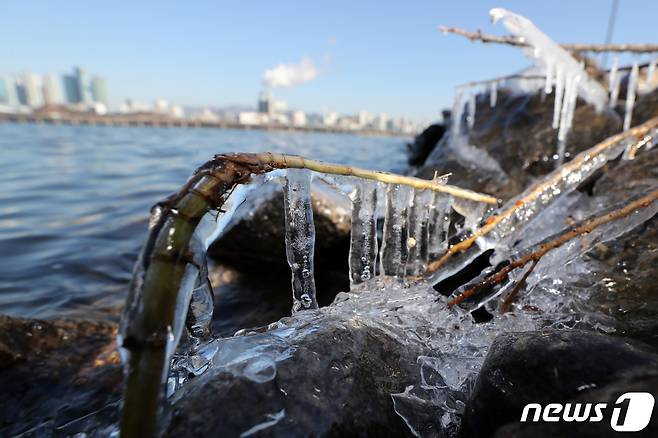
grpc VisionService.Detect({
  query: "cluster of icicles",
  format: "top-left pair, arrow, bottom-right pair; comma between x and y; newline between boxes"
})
164,170 -> 490,394
451,8 -> 658,161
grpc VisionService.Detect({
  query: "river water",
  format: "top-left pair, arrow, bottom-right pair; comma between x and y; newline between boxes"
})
0,123 -> 409,320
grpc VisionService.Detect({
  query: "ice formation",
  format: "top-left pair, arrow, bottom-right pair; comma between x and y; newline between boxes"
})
644,58 -> 657,93
623,60 -> 640,131
283,169 -> 319,312
348,180 -> 378,287
489,81 -> 498,107
490,8 -> 608,157
380,184 -> 412,277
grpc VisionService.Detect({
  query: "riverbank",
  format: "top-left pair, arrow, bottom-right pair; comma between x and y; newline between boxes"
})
0,111 -> 412,137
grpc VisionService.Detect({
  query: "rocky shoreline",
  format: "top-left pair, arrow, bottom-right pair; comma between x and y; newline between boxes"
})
2,85 -> 657,437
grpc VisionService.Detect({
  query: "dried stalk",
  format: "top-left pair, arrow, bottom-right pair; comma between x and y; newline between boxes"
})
439,25 -> 658,53
120,152 -> 494,437
426,116 -> 658,276
447,188 -> 658,309
224,152 -> 498,203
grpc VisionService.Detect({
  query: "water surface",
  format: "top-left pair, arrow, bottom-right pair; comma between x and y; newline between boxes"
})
0,123 -> 408,320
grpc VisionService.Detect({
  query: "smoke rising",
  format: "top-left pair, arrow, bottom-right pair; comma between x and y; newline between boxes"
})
262,56 -> 319,89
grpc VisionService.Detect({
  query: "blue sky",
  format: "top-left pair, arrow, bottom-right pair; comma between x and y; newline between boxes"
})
2,0 -> 657,122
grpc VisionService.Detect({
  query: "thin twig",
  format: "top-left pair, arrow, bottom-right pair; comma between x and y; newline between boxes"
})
426,116 -> 658,275
447,188 -> 658,308
439,25 -> 658,53
220,152 -> 498,204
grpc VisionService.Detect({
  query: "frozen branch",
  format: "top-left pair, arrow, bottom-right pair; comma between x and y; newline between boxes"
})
439,25 -> 658,53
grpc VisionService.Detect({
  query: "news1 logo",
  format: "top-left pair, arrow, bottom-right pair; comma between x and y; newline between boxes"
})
520,392 -> 655,432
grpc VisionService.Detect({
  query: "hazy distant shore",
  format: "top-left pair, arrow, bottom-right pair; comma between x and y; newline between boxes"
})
0,112 -> 413,138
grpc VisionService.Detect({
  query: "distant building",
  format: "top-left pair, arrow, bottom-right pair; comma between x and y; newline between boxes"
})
91,76 -> 108,105
239,111 -> 269,125
0,76 -> 18,105
62,74 -> 81,103
42,73 -> 61,106
15,73 -> 43,107
323,111 -> 338,126
258,90 -> 272,114
358,110 -> 373,128
75,67 -> 92,103
291,110 -> 306,127
374,113 -> 388,131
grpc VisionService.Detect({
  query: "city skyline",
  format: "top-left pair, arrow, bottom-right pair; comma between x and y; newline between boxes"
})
3,1 -> 658,122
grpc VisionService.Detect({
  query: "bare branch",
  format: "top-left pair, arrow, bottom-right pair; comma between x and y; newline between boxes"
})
425,116 -> 658,275
439,25 -> 658,53
447,188 -> 658,309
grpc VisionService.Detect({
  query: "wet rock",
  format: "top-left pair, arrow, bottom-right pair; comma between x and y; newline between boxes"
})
165,317 -> 425,437
418,90 -> 622,200
460,329 -> 658,438
494,365 -> 658,437
407,123 -> 447,166
0,315 -> 121,436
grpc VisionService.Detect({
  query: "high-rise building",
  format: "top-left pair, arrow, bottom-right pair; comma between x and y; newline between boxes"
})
0,76 -> 18,105
42,73 -> 61,106
258,90 -> 272,114
63,74 -> 81,103
91,76 -> 108,105
75,67 -> 91,103
16,73 -> 44,107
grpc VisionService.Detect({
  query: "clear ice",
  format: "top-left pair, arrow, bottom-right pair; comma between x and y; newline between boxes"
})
406,190 -> 433,276
623,60 -> 640,131
490,8 -> 608,154
380,184 -> 412,278
348,180 -> 379,287
283,169 -> 319,312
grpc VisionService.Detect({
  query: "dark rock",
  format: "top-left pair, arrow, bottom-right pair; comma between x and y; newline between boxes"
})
494,365 -> 658,437
165,317 -> 425,437
0,315 -> 121,436
407,123 -> 447,166
418,90 -> 622,200
460,330 -> 658,438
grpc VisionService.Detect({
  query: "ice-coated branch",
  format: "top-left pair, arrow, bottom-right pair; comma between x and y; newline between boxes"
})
447,188 -> 658,309
425,116 -> 658,276
439,25 -> 658,53
223,152 -> 498,204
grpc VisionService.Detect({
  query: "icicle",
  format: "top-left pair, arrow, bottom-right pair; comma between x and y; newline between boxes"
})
644,58 -> 657,93
610,73 -> 622,108
406,190 -> 433,276
623,61 -> 640,131
557,74 -> 580,158
608,56 -> 619,97
348,180 -> 378,288
427,193 -> 453,261
451,87 -> 464,136
489,81 -> 498,108
380,184 -> 411,278
283,169 -> 318,312
466,90 -> 476,130
490,8 -> 607,111
544,59 -> 554,94
552,68 -> 565,129
453,198 -> 488,233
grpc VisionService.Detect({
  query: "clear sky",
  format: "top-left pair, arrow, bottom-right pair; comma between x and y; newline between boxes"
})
2,0 -> 657,122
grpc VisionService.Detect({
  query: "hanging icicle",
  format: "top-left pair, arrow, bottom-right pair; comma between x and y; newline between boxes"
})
380,184 -> 412,278
406,190 -> 433,276
490,81 -> 498,108
623,61 -> 640,132
348,180 -> 379,288
283,169 -> 318,312
467,90 -> 477,130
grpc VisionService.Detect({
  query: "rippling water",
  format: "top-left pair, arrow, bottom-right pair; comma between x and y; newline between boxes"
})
0,123 -> 409,320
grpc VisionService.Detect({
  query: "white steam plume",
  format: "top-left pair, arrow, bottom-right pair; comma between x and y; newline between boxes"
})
263,56 -> 319,89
